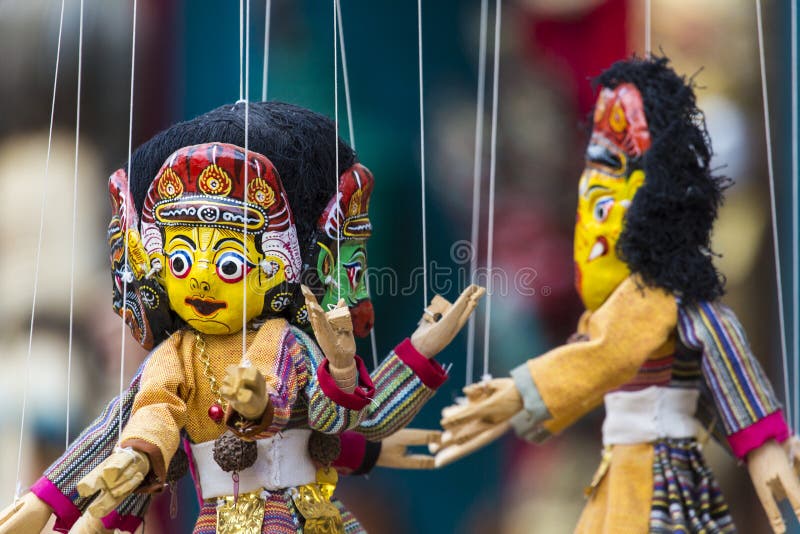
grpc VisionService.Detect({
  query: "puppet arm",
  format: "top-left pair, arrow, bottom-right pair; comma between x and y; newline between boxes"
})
0,363 -> 152,534
355,286 -> 483,441
679,301 -> 797,533
437,276 -> 677,465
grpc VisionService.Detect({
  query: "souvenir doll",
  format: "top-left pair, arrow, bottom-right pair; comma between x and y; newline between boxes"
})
435,56 -> 800,533
0,102 -> 479,534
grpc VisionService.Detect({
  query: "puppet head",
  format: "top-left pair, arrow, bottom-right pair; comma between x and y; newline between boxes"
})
574,56 -> 726,310
302,163 -> 374,337
110,102 -> 373,347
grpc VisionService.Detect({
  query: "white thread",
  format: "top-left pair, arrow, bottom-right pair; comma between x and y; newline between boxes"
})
240,0 -> 245,101
335,1 -> 378,367
644,0 -> 651,56
466,0 -> 489,387
16,0 -> 67,499
334,0 -> 341,304
756,0 -> 791,425
243,0 -> 251,364
482,0 -> 501,379
792,0 -> 799,433
418,0 -> 429,307
118,0 -> 138,445
261,0 -> 271,101
65,0 -> 85,472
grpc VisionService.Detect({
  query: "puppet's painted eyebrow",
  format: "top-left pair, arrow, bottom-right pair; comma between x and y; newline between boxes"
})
584,184 -> 612,198
169,234 -> 196,248
213,237 -> 245,251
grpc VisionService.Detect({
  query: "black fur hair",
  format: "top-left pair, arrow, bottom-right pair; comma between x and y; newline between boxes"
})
594,56 -> 727,302
126,101 -> 356,255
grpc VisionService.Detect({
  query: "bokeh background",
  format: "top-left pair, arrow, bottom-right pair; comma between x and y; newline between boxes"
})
0,0 -> 797,532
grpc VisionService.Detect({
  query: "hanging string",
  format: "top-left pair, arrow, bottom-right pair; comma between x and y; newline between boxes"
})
644,0 -> 652,56
334,0 -> 341,304
16,0 -> 67,499
261,0 -> 272,101
242,0 -> 251,362
64,0 -> 85,467
465,0 -> 489,387
118,0 -> 138,445
755,0 -> 792,426
791,0 -> 799,433
239,0 -> 245,101
335,1 -> 379,368
482,0 -> 501,381
418,0 -> 429,308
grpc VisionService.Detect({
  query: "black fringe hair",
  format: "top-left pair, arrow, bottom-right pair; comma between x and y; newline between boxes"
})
594,56 -> 727,302
126,101 -> 356,255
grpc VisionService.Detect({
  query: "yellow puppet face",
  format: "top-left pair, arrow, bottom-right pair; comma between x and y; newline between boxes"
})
158,226 -> 285,334
574,167 -> 644,311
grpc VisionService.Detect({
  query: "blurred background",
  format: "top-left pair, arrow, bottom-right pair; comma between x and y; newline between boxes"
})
0,0 -> 797,532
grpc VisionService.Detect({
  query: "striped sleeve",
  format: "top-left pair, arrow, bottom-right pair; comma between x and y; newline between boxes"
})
355,338 -> 447,441
678,301 -> 789,457
33,360 -> 150,532
290,327 -> 374,434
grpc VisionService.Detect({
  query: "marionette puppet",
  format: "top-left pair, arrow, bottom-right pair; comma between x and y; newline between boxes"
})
435,56 -> 800,533
0,102 -> 479,534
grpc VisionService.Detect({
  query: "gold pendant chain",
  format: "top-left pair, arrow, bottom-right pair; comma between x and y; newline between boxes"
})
195,332 -> 228,411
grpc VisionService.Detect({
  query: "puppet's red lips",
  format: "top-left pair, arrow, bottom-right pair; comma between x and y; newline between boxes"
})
587,236 -> 609,262
185,297 -> 228,317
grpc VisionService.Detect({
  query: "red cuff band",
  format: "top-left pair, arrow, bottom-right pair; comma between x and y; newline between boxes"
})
31,477 -> 80,533
394,338 -> 448,389
728,410 -> 790,460
101,510 -> 143,533
333,431 -> 368,473
317,355 -> 375,410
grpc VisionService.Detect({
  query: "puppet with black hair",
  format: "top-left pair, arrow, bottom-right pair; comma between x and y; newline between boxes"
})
436,56 -> 800,533
0,102 -> 482,534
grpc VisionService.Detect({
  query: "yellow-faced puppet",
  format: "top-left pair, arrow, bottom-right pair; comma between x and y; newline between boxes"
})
574,83 -> 651,310
138,143 -> 302,334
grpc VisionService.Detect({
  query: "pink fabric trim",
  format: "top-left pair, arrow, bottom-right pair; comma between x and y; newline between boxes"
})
30,477 -> 79,533
394,338 -> 448,389
333,431 -> 367,473
728,410 -> 790,460
317,355 -> 375,410
101,510 -> 142,533
184,436 -> 204,506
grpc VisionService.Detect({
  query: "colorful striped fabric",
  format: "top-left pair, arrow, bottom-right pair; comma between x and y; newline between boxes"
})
356,351 -> 437,441
677,301 -> 783,436
649,440 -> 734,533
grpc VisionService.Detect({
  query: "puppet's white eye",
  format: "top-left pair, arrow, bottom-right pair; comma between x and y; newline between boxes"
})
216,251 -> 253,283
169,250 -> 192,278
593,196 -> 614,223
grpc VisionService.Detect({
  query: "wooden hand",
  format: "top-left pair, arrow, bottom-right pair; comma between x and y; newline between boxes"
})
376,429 -> 442,470
220,365 -> 269,420
434,377 -> 521,467
0,492 -> 52,534
76,448 -> 150,518
70,513 -> 114,534
410,285 -> 485,358
747,439 -> 800,533
302,285 -> 357,392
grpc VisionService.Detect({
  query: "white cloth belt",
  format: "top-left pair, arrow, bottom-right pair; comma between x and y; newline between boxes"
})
191,429 -> 316,500
602,386 -> 701,446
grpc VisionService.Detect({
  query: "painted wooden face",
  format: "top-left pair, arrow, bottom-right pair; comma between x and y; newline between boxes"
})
160,226 -> 284,334
574,84 -> 650,310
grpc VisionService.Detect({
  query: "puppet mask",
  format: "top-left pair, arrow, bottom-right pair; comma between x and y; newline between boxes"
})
574,83 -> 650,310
139,143 -> 302,334
300,164 -> 374,337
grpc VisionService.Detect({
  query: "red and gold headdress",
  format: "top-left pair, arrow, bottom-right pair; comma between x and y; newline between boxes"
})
318,163 -> 374,241
140,142 -> 301,282
591,83 -> 651,160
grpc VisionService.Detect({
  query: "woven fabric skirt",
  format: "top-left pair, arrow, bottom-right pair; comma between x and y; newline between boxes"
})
576,440 -> 735,533
192,490 -> 365,534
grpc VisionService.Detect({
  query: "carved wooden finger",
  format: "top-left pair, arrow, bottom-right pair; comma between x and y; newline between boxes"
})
434,421 -> 511,468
